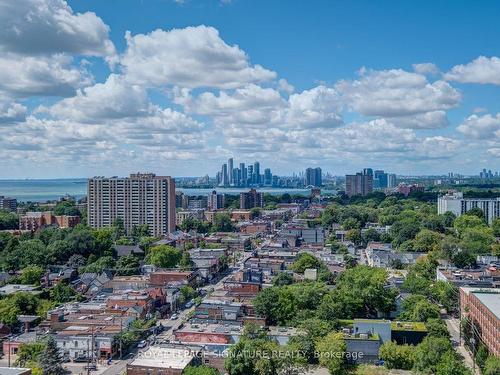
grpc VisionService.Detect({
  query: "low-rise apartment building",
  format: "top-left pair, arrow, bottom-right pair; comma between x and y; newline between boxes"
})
19,211 -> 80,231
460,287 -> 500,356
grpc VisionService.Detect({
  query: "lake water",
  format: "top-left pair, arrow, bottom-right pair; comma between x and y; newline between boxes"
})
0,179 -> 336,202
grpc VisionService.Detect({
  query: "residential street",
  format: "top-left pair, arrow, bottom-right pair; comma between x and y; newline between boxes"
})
444,316 -> 480,375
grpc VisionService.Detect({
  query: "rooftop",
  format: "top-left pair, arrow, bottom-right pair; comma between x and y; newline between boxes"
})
470,289 -> 500,320
0,368 -> 31,375
391,321 -> 427,332
0,284 -> 40,295
129,346 -> 198,369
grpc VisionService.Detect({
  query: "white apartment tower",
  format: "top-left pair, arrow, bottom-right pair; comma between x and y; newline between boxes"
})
438,192 -> 500,225
87,173 -> 176,236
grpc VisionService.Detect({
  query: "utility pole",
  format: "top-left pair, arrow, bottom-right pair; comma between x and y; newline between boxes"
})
87,334 -> 90,375
119,317 -> 123,359
470,319 -> 476,374
91,325 -> 95,369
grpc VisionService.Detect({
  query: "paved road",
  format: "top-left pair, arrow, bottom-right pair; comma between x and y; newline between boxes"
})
444,316 -> 479,375
86,256 -> 248,375
155,265 -> 241,343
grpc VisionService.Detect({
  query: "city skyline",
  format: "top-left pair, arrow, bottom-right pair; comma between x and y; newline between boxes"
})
1,1 -> 500,179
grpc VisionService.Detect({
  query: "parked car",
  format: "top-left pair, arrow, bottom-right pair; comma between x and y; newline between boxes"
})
74,355 -> 90,363
137,340 -> 147,348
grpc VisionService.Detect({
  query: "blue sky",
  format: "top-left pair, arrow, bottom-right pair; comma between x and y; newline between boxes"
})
0,0 -> 499,178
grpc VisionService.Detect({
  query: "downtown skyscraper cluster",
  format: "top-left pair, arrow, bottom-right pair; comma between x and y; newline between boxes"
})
216,158 -> 274,187
345,168 -> 397,197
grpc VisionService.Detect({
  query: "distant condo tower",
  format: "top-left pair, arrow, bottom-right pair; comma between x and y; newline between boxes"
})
87,173 -> 176,236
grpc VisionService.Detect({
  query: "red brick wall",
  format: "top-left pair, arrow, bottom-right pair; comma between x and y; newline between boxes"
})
174,331 -> 230,344
127,365 -> 183,375
460,289 -> 500,356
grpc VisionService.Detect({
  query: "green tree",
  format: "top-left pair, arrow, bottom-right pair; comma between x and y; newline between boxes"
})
460,227 -> 495,254
290,318 -> 335,364
442,211 -> 456,227
49,282 -> 76,303
425,318 -> 450,338
272,272 -> 294,286
19,265 -> 45,285
483,355 -> 500,375
399,294 -> 440,322
253,287 -> 282,325
179,285 -> 198,305
183,366 -> 219,375
475,344 -> 489,370
131,224 -> 150,239
250,207 -> 261,219
422,214 -> 446,233
115,255 -> 140,275
465,207 -> 484,220
492,218 -> 500,237
0,209 -> 19,230
0,292 -> 40,325
345,229 -> 362,245
379,341 -> 414,370
112,217 -> 126,240
225,325 -> 290,375
330,241 -> 348,254
413,229 -> 441,252
453,215 -> 486,236
291,253 -> 321,273
39,336 -> 65,375
146,245 -> 182,268
440,235 -> 460,261
430,281 -> 458,313
342,217 -> 360,230
362,228 -> 380,244
315,332 -> 347,375
413,336 -> 453,373
83,255 -> 116,273
180,217 -> 199,232
402,255 -> 438,294
46,239 -> 72,264
317,266 -> 397,319
66,227 -> 95,257
17,239 -> 47,268
179,252 -> 193,270
66,254 -> 86,268
92,227 -> 114,256
452,250 -> 476,268
390,214 -> 421,248
212,213 -> 234,232
435,350 -> 471,375
53,200 -> 80,216
15,341 -> 45,367
35,227 -> 59,246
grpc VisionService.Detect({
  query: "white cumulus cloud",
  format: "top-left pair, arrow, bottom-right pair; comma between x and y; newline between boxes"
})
335,68 -> 460,123
445,56 -> 500,85
0,0 -> 116,58
120,26 -> 276,89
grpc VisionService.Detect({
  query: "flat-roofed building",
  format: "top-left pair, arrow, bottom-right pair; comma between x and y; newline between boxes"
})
149,270 -> 197,287
0,196 -> 17,212
127,346 -> 199,375
460,287 -> 500,356
0,368 -> 31,375
438,192 -> 500,225
87,173 -> 176,236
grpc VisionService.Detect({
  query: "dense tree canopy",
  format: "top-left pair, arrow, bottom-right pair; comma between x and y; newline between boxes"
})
146,245 -> 182,268
379,341 -> 414,370
0,209 -> 19,230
